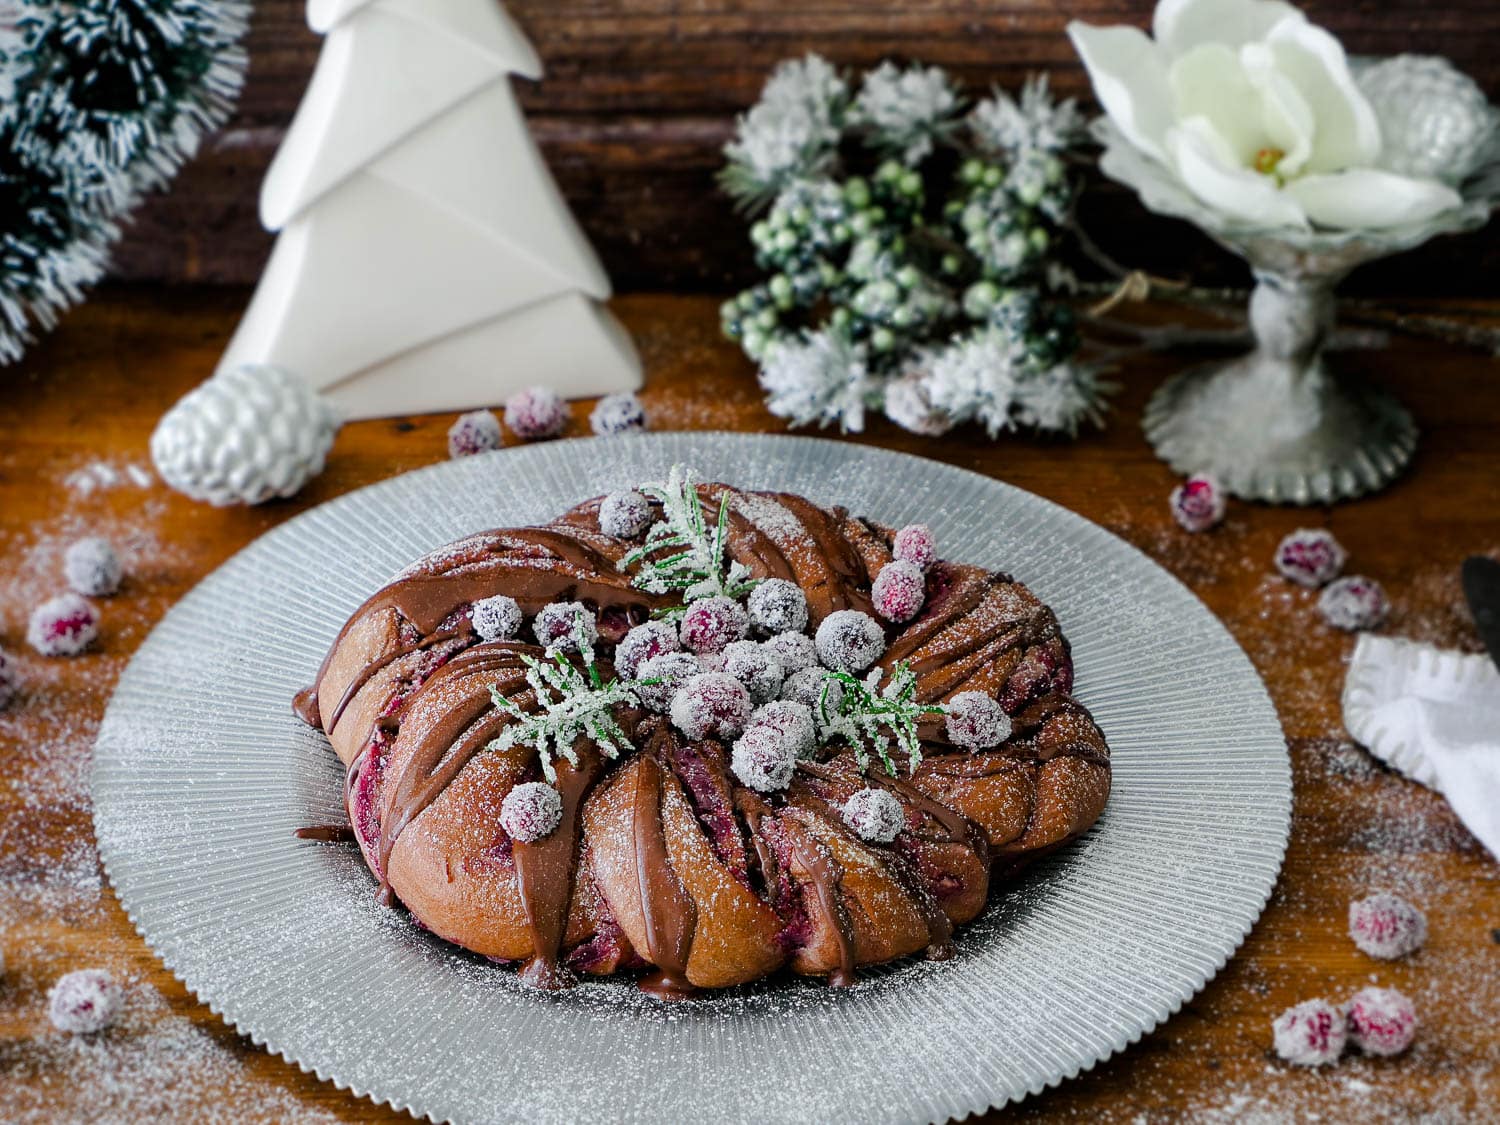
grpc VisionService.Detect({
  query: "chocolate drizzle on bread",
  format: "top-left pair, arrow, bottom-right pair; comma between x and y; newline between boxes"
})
295,482 -> 1111,997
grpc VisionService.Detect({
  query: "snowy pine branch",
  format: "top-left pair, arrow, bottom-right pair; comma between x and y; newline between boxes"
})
619,464 -> 760,610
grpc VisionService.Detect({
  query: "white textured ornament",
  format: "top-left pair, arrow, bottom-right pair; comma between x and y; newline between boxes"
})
1359,56 -> 1499,184
151,365 -> 340,506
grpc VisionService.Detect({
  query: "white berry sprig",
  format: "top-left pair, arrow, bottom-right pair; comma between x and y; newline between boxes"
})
618,464 -> 760,614
488,619 -> 644,782
816,660 -> 944,776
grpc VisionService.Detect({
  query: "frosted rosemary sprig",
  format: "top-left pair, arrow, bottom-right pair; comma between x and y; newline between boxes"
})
618,464 -> 760,612
816,661 -> 944,776
488,620 -> 643,783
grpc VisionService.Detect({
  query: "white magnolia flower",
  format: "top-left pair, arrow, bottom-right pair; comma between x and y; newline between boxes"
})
1068,0 -> 1464,230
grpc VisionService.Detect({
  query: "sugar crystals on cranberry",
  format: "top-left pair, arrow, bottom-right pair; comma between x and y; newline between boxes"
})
589,392 -> 647,436
470,595 -> 522,642
632,652 -> 702,713
598,489 -> 653,539
892,524 -> 936,571
615,621 -> 680,680
721,640 -> 784,704
1318,575 -> 1389,631
841,787 -> 906,844
1169,474 -> 1226,533
745,699 -> 816,759
872,560 -> 926,623
1275,528 -> 1348,588
447,409 -> 503,458
945,691 -> 1013,750
782,666 -> 843,713
815,609 -> 886,673
763,630 -> 817,674
1348,892 -> 1427,960
500,782 -> 563,843
532,601 -> 597,652
1272,998 -> 1346,1067
669,671 -> 752,740
48,969 -> 124,1034
730,723 -> 799,792
1345,986 -> 1417,1056
746,578 -> 808,635
64,537 -> 122,597
27,593 -> 100,657
679,595 -> 750,655
504,385 -> 568,441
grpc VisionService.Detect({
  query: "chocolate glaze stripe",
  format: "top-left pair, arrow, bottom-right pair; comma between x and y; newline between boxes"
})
777,791 -> 862,988
325,628 -> 472,735
632,750 -> 698,999
516,752 -> 603,990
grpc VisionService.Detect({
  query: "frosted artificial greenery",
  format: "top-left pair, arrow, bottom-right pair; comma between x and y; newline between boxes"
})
488,621 -> 643,783
721,58 -> 1108,439
0,1 -> 249,365
619,464 -> 760,613
816,662 -> 945,777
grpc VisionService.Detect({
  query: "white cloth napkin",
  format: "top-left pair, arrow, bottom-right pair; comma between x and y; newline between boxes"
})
1342,634 -> 1500,860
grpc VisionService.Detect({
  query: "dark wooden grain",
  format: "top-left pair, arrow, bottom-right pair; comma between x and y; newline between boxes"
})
1,286 -> 1497,1120
110,1 -> 1500,294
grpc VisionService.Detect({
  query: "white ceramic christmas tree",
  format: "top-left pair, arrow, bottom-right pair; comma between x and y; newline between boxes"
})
216,0 -> 641,420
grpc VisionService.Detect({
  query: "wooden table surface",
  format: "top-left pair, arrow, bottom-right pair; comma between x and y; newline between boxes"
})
1,287 -> 1497,1122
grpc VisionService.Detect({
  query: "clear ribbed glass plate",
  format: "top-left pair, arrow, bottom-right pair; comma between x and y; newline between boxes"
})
93,433 -> 1290,1125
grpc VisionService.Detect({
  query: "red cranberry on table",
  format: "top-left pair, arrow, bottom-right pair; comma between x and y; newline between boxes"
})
48,969 -> 124,1034
1272,998 -> 1346,1067
1348,892 -> 1427,960
504,386 -> 568,441
1169,474 -> 1226,533
1275,528 -> 1348,588
1346,986 -> 1417,1056
447,410 -> 502,458
27,593 -> 100,657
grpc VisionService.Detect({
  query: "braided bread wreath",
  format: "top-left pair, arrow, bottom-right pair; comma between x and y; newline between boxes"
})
294,470 -> 1110,999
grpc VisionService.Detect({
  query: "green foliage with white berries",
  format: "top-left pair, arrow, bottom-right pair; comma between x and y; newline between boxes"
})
488,620 -> 644,783
721,59 -> 1107,438
816,661 -> 945,776
619,464 -> 760,615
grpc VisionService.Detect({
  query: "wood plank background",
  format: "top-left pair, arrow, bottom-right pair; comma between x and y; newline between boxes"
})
114,0 -> 1500,297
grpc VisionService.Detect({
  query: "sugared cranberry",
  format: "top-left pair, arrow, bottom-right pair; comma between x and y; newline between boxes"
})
763,631 -> 817,674
500,782 -> 563,843
27,594 -> 100,656
841,787 -> 906,844
1275,528 -> 1347,588
48,969 -> 124,1034
815,610 -> 885,673
1170,475 -> 1226,533
504,386 -> 567,440
447,410 -> 502,458
731,724 -> 799,792
679,596 -> 749,655
721,640 -> 784,704
589,392 -> 647,436
782,667 -> 843,715
0,648 -> 16,710
1348,893 -> 1427,960
892,524 -> 937,571
945,691 -> 1012,750
64,538 -> 122,597
747,579 -> 808,635
669,672 -> 752,740
1319,576 -> 1389,631
599,490 -> 652,539
1272,999 -> 1346,1066
471,595 -> 522,642
746,699 -> 817,759
532,602 -> 597,652
1346,986 -> 1417,1056
615,621 -> 680,680
632,652 -> 701,713
872,560 -> 926,623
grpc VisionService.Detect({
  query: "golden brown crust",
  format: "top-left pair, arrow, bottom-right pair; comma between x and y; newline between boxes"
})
299,483 -> 1112,992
